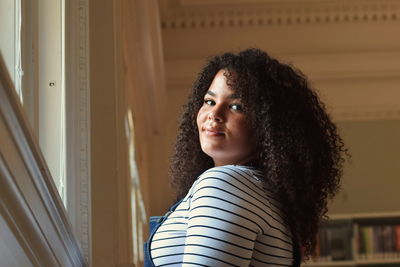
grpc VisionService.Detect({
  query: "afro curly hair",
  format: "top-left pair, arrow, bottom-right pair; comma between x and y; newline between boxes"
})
170,48 -> 347,257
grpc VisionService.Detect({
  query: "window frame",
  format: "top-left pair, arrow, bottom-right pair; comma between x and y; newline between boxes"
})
0,52 -> 86,266
64,0 -> 91,262
20,0 -> 91,262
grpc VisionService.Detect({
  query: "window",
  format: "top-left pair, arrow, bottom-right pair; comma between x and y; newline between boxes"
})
0,0 -> 23,100
1,0 -> 66,203
1,0 -> 90,262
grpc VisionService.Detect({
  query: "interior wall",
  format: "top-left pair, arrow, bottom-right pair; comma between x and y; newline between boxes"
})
89,0 -> 169,265
329,120 -> 400,214
157,0 -> 400,215
90,0 -> 122,265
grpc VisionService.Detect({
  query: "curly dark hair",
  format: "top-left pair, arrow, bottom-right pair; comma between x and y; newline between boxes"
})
170,48 -> 347,258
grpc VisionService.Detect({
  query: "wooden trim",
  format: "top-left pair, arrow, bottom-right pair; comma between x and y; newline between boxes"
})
0,54 -> 85,266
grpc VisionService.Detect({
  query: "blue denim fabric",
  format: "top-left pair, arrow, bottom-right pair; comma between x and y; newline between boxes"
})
144,200 -> 182,267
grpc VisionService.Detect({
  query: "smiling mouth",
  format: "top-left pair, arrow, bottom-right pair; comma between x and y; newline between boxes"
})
204,129 -> 225,137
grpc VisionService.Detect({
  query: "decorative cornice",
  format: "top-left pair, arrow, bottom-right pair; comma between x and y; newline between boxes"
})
330,105 -> 400,122
160,0 -> 400,30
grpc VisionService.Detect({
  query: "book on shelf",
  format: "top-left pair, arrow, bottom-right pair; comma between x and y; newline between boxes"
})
356,223 -> 400,260
306,214 -> 400,266
312,219 -> 352,262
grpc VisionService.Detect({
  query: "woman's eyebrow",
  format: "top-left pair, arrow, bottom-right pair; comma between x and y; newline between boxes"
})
205,90 -> 216,96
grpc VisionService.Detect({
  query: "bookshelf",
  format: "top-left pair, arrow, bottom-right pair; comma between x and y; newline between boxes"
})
303,212 -> 400,267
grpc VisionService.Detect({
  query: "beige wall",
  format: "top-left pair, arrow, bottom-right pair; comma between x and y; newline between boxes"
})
90,0 -> 168,265
330,120 -> 400,214
90,0 -> 123,266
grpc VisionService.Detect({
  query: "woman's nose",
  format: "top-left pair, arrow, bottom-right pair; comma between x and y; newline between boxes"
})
208,106 -> 224,122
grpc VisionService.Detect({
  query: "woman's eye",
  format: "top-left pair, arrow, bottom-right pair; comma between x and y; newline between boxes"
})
204,99 -> 215,106
230,103 -> 243,111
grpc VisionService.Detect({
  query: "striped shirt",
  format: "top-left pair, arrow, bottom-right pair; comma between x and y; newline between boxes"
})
150,165 -> 294,266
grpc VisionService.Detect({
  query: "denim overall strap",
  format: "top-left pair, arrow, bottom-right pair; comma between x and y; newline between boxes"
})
143,199 -> 183,267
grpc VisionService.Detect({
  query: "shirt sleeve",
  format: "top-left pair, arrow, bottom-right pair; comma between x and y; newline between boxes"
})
182,166 -> 267,267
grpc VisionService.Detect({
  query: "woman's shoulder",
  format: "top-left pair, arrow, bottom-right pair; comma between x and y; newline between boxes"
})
201,165 -> 262,180
192,165 -> 265,193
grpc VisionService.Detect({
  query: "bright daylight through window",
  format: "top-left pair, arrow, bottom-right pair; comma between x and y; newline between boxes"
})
0,0 -> 67,205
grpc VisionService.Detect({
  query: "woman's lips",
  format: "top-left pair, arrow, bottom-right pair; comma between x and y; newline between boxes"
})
204,128 -> 225,137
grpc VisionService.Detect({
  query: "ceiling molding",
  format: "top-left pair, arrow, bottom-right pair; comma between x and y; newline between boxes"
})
330,105 -> 400,122
160,0 -> 399,30
179,0 -> 327,6
179,0 -> 372,6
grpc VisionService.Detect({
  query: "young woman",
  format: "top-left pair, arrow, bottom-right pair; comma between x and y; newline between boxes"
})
144,48 -> 347,266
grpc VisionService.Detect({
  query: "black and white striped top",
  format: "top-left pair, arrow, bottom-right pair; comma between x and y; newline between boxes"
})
150,165 -> 295,266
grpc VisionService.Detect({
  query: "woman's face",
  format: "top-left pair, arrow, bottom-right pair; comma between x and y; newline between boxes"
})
196,70 -> 255,166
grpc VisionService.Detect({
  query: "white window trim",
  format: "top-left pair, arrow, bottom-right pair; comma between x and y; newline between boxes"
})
65,0 -> 91,263
0,54 -> 85,267
20,0 -> 91,261
37,0 -> 66,204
